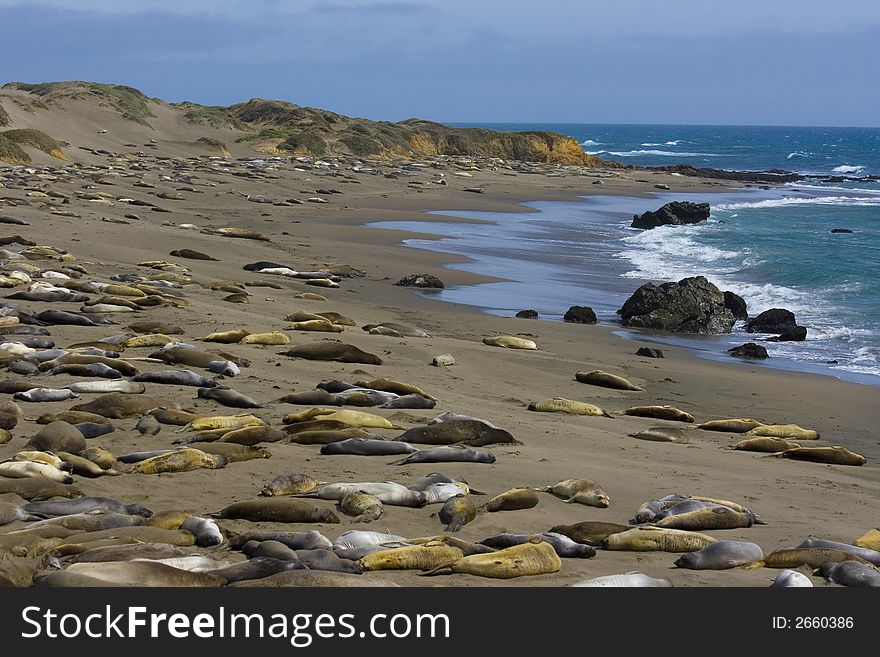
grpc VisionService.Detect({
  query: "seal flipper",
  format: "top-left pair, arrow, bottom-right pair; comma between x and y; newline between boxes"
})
419,563 -> 456,576
444,517 -> 464,532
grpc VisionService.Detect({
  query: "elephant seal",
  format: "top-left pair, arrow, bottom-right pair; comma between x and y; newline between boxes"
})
0,502 -> 36,525
353,377 -> 436,401
143,511 -> 192,530
476,488 -> 539,514
332,388 -> 399,406
260,473 -> 326,497
631,427 -> 689,444
29,512 -> 145,532
217,425 -> 285,446
729,437 -> 801,453
242,540 -> 312,561
127,321 -> 184,335
528,398 -> 612,417
295,549 -> 363,574
202,329 -> 251,344
421,482 -> 470,504
182,414 -> 264,432
215,499 -> 340,523
14,388 -> 79,403
37,411 -> 108,425
69,544 -> 193,563
284,427 -> 373,445
73,422 -> 115,439
150,408 -> 204,427
65,561 -> 226,587
770,569 -> 814,587
35,310 -> 111,326
379,394 -> 436,409
772,446 -> 866,466
133,370 -> 218,387
338,491 -> 383,523
181,517 -> 223,547
796,538 -> 880,566
67,380 -> 144,395
34,572 -> 130,587
363,322 -> 430,338
281,419 -> 352,434
745,423 -> 820,440
240,332 -> 290,345
151,347 -> 235,370
438,494 -> 476,532
0,460 -> 72,483
0,428 -> 11,444
189,442 -> 271,462
0,477 -> 83,501
745,548 -> 872,570
603,527 -> 717,552
622,405 -> 695,422
331,531 -> 406,552
428,412 -> 496,427
358,544 -> 464,572
278,389 -> 340,406
482,335 -> 537,350
22,497 -> 150,518
575,370 -> 643,391
227,530 -> 332,552
128,449 -> 226,474
121,334 -> 176,349
208,557 -> 302,584
480,532 -> 595,559
422,540 -> 561,579
285,320 -> 343,333
49,363 -> 122,379
135,415 -> 162,436
71,393 -> 169,419
39,355 -> 138,376
817,561 -> 880,587
536,479 -> 609,507
394,420 -> 518,446
170,249 -> 218,261
280,341 -> 383,365
653,506 -> 758,531
569,572 -> 672,587
320,438 -> 419,456
26,421 -> 87,454
299,482 -> 426,508
390,446 -> 496,465
674,540 -> 764,569
197,387 -> 262,409
282,408 -> 396,430
854,529 -> 880,551
697,418 -> 765,433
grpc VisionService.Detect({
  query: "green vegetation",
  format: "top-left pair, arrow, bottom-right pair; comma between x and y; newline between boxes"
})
0,134 -> 29,163
3,81 -> 156,126
0,128 -> 67,161
177,102 -> 246,130
278,129 -> 327,156
0,101 -> 9,127
234,128 -> 298,143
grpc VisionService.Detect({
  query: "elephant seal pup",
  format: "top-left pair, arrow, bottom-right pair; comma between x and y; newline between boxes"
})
49,363 -> 122,379
214,499 -> 340,523
575,370 -> 643,391
0,477 -> 84,501
390,445 -> 496,465
745,423 -> 820,440
201,329 -> 251,344
128,449 -> 227,475
745,548 -> 872,570
295,549 -> 363,575
321,438 -> 419,456
65,561 -> 226,587
428,412 -> 497,427
133,370 -> 218,387
728,437 -> 801,453
117,449 -> 174,464
14,388 -> 79,403
696,418 -> 765,433
621,405 -> 695,423
242,540 -> 301,562
476,488 -> 539,514
570,572 -> 672,587
331,531 -> 407,551
631,427 -> 690,444
181,517 -> 223,547
208,557 -> 302,584
653,506 -> 758,531
482,335 -> 537,350
603,527 -> 717,552
299,482 -> 426,508
227,530 -> 332,551
26,421 -> 87,454
379,394 -> 436,410
354,377 -> 436,401
280,341 -> 383,365
189,442 -> 271,462
422,539 -> 561,579
71,393 -> 170,419
217,425 -> 285,446
528,398 -> 612,417
37,411 -> 108,426
281,419 -> 352,434
536,479 -> 610,508
23,497 -> 150,518
198,387 -> 262,409
29,512 -> 145,532
817,561 -> 880,587
240,332 -> 290,345
135,414 -> 162,435
796,538 -> 880,566
277,389 -> 340,406
480,532 -> 595,559
170,249 -> 218,261
363,322 -> 430,338
66,381 -> 144,394
69,543 -> 193,563
260,473 -> 326,497
675,540 -> 764,569
73,422 -> 115,439
284,427 -> 373,445
0,460 -> 73,483
422,482 -> 470,504
338,491 -> 383,523
285,320 -> 343,333
144,511 -> 192,530
438,494 -> 476,532
772,446 -> 866,466
358,543 -> 464,572
770,569 -> 814,587
394,420 -> 519,446
127,321 -> 185,335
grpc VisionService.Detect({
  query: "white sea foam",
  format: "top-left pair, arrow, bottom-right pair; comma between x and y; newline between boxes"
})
831,164 -> 864,174
581,139 -> 601,146
786,151 -> 808,159
783,183 -> 880,195
715,195 -> 880,211
587,149 -> 722,157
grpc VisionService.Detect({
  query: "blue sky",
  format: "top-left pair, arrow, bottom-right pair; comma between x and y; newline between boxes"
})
1,0 -> 878,126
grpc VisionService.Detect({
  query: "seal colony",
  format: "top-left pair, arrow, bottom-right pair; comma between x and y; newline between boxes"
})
0,83 -> 876,587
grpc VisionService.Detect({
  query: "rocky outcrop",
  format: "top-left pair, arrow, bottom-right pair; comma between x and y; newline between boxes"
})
515,309 -> 538,319
723,291 -> 748,321
830,228 -> 853,234
617,276 -> 736,334
745,308 -> 807,342
636,347 -> 664,358
643,164 -> 804,184
767,326 -> 807,342
563,305 -> 597,324
394,274 -> 445,289
728,343 -> 769,359
631,201 -> 710,230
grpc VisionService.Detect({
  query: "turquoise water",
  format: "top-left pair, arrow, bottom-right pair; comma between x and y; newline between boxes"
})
374,125 -> 880,384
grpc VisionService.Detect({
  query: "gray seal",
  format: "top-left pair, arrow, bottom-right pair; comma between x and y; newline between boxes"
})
181,516 -> 223,547
674,540 -> 764,569
479,532 -> 596,559
770,569 -> 813,587
295,549 -> 363,574
380,394 -> 437,409
227,530 -> 332,552
320,438 -> 419,456
197,387 -> 262,408
133,370 -> 219,387
393,420 -> 518,446
817,561 -> 880,587
207,557 -> 303,584
389,445 -> 497,465
797,538 -> 880,566
23,497 -> 152,518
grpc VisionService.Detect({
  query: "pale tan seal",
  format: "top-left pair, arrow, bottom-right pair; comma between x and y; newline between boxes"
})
576,370 -> 643,391
482,335 -> 537,350
421,540 -> 561,579
536,479 -> 610,507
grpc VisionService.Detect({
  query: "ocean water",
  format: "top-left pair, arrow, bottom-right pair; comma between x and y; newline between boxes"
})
374,125 -> 880,384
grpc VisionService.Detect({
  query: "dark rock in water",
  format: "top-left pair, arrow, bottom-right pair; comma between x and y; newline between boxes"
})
728,343 -> 769,359
723,291 -> 748,321
563,305 -> 597,324
394,274 -> 445,289
617,276 -> 736,334
645,164 -> 803,184
636,347 -> 664,358
745,308 -> 799,334
515,309 -> 538,319
631,201 -> 710,230
767,326 -> 807,342
830,228 -> 853,234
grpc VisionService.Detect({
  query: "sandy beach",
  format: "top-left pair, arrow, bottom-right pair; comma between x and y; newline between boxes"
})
0,91 -> 877,588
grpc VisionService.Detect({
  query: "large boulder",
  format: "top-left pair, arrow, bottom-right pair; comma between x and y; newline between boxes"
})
767,326 -> 807,342
723,291 -> 748,321
617,276 -> 736,334
394,274 -> 445,289
746,308 -> 797,334
515,309 -> 539,319
563,305 -> 597,324
728,343 -> 769,359
631,201 -> 710,230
